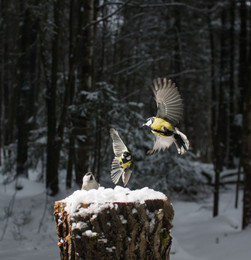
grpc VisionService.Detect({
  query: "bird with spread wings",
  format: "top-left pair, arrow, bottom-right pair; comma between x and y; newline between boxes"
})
143,77 -> 189,155
110,128 -> 133,186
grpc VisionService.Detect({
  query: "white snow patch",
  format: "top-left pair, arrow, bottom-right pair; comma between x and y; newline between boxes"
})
75,203 -> 112,218
132,208 -> 137,214
63,186 -> 166,214
98,238 -> 108,243
90,214 -> 97,221
0,176 -> 44,198
71,221 -> 88,230
234,114 -> 242,126
106,246 -> 116,252
147,209 -> 156,233
82,230 -> 97,237
119,214 -> 127,224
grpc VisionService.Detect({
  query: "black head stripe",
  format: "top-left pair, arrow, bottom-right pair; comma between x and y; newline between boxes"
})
153,128 -> 173,136
122,151 -> 132,163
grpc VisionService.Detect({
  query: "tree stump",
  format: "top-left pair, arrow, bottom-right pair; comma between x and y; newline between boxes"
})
54,187 -> 174,260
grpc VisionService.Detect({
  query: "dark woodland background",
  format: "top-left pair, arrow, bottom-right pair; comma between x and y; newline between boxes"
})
0,0 -> 250,227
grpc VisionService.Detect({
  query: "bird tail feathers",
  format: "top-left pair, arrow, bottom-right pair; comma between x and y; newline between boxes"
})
174,128 -> 190,155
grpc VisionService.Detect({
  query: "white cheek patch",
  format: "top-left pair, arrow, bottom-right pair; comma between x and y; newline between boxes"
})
145,120 -> 152,126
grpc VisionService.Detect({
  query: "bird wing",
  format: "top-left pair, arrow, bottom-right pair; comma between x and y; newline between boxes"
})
110,128 -> 128,157
111,157 -> 124,184
151,77 -> 183,126
122,168 -> 132,186
148,135 -> 174,154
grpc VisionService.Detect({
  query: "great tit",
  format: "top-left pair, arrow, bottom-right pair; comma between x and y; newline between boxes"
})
81,172 -> 100,190
143,77 -> 189,154
110,128 -> 133,186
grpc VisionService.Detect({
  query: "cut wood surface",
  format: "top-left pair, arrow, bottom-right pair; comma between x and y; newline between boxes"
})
54,191 -> 174,260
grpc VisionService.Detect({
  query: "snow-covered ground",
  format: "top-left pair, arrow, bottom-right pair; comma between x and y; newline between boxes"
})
0,175 -> 250,260
171,186 -> 250,260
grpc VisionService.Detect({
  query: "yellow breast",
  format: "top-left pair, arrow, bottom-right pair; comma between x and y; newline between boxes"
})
151,117 -> 174,136
119,157 -> 132,170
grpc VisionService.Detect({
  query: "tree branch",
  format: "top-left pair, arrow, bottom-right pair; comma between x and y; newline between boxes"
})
82,0 -> 132,31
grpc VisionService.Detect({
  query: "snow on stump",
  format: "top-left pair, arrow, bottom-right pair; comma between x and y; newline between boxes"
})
54,186 -> 174,260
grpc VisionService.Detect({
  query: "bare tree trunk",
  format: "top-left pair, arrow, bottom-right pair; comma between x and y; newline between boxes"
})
0,80 -> 2,166
65,0 -> 77,188
242,72 -> 251,228
0,1 -> 3,165
238,1 -> 248,115
242,0 -> 251,229
75,0 -> 95,185
208,6 -> 219,217
46,0 -> 62,195
66,135 -> 75,188
55,198 -> 174,259
212,7 -> 229,217
16,2 -> 38,177
1,0 -> 18,160
228,0 -> 236,168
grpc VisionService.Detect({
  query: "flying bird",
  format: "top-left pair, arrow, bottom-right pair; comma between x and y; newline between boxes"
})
143,77 -> 189,154
81,172 -> 100,191
110,128 -> 133,186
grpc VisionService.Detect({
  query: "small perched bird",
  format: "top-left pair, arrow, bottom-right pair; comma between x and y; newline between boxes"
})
143,77 -> 189,155
81,172 -> 100,191
110,128 -> 133,186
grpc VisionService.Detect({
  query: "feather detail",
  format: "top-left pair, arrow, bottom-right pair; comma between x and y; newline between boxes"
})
122,169 -> 132,186
173,128 -> 190,154
148,135 -> 174,154
111,157 -> 124,184
110,128 -> 128,156
152,77 -> 183,126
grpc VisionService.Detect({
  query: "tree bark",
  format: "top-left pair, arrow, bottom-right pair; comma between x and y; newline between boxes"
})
75,0 -> 95,185
1,0 -> 18,160
228,0 -> 236,168
66,0 -> 77,189
46,0 -> 62,195
242,0 -> 251,229
212,6 -> 228,217
208,5 -> 220,217
54,198 -> 174,260
16,2 -> 38,177
242,71 -> 251,228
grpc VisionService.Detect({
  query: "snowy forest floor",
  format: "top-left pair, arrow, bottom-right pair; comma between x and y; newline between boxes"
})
0,173 -> 250,260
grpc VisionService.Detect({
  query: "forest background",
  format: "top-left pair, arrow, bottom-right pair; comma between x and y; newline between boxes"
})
0,0 -> 250,228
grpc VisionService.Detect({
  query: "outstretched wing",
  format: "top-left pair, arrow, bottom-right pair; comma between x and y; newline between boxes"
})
110,128 -> 128,157
111,157 -> 124,184
122,168 -> 133,186
147,135 -> 174,154
151,77 -> 183,126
